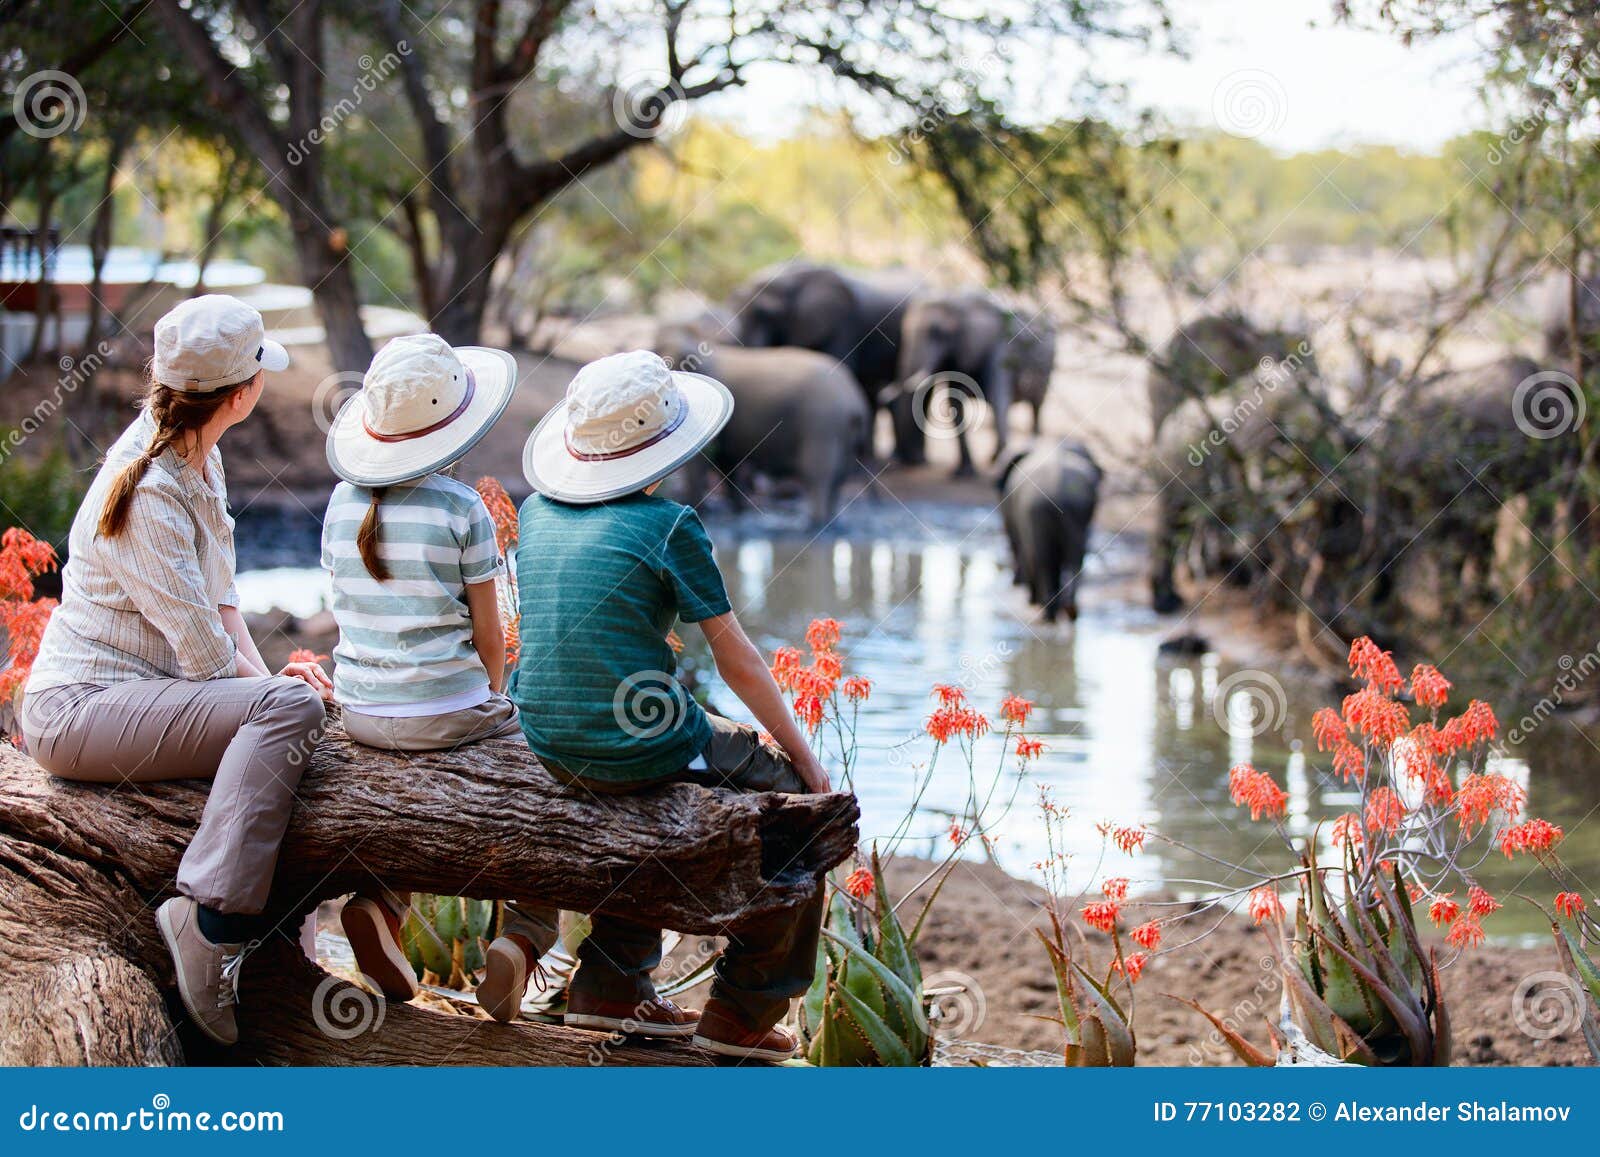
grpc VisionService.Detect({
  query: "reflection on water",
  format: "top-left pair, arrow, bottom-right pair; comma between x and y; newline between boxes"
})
236,504 -> 1597,941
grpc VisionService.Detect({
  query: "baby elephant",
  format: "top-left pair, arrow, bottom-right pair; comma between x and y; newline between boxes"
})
996,442 -> 1102,622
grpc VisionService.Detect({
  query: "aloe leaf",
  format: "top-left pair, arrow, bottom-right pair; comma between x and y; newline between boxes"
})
1072,961 -> 1136,1065
1557,924 -> 1600,1005
1164,993 -> 1275,1066
821,929 -> 929,1037
833,983 -> 916,1066
1279,953 -> 1380,1064
1314,928 -> 1429,1063
1037,930 -> 1084,1045
872,848 -> 921,989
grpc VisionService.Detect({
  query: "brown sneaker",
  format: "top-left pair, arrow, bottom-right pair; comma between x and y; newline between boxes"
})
564,990 -> 699,1038
155,896 -> 251,1046
476,934 -> 545,1023
340,895 -> 418,1002
692,1001 -> 799,1063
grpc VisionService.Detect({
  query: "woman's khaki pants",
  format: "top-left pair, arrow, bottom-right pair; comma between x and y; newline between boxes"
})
21,677 -> 326,915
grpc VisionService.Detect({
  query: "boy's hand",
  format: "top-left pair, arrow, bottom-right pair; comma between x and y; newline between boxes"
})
793,750 -> 832,794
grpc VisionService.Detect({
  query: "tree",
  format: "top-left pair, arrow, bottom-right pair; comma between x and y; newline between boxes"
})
147,0 -> 376,372
352,0 -> 1172,344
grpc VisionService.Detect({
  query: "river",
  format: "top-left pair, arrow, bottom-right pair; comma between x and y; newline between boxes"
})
232,499 -> 1598,942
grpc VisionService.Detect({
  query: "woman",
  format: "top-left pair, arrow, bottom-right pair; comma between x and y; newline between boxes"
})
19,294 -> 332,1046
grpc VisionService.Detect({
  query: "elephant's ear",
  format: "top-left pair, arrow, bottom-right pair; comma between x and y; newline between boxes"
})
788,272 -> 857,350
993,444 -> 1031,492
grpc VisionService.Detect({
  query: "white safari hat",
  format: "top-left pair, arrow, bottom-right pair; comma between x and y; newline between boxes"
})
153,294 -> 290,392
326,333 -> 518,487
522,349 -> 732,504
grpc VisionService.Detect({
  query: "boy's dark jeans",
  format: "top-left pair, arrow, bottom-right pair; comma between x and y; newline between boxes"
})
547,714 -> 825,1032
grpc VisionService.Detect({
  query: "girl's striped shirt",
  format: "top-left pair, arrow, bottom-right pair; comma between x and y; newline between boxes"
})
320,474 -> 504,713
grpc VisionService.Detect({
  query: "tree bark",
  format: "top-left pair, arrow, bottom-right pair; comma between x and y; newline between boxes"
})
0,720 -> 857,1066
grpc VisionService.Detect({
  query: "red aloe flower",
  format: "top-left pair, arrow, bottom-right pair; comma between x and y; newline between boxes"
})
1081,900 -> 1121,933
1228,763 -> 1288,821
1131,921 -> 1163,950
1410,663 -> 1451,709
1247,886 -> 1284,926
999,694 -> 1034,725
1555,892 -> 1587,919
843,868 -> 874,900
1427,893 -> 1460,927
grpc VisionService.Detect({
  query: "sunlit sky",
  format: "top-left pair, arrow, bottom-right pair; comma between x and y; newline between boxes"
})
693,0 -> 1493,154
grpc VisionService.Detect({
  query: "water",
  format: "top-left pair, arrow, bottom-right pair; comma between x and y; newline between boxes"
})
235,501 -> 1598,942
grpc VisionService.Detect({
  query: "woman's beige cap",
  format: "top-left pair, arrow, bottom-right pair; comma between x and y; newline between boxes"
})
153,294 -> 289,392
522,349 -> 732,503
326,333 -> 519,487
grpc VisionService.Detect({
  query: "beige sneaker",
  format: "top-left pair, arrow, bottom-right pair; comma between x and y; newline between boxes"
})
155,897 -> 253,1046
476,934 -> 543,1023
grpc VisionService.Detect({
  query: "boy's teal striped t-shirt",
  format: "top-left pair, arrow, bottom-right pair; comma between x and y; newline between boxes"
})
509,491 -> 731,783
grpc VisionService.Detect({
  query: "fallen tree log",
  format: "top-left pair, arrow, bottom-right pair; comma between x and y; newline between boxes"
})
0,721 -> 858,1066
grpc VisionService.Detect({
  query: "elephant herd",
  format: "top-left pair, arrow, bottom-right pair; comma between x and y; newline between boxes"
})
1146,292 -> 1591,635
660,258 -> 1591,632
653,260 -> 1084,621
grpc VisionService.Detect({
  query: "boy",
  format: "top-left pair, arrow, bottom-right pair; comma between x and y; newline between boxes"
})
511,350 -> 831,1063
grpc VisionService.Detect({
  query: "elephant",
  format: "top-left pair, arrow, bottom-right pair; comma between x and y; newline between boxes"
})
1371,354 -> 1583,609
1148,358 -> 1341,613
996,441 -> 1102,623
1008,310 -> 1058,436
893,290 -> 1037,475
657,331 -> 873,528
1147,312 -> 1312,438
726,261 -> 922,452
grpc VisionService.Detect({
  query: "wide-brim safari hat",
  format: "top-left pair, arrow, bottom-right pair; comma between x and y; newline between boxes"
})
522,349 -> 732,504
327,334 -> 518,487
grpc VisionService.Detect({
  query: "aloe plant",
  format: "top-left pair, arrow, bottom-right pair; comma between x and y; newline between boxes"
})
1551,917 -> 1600,1062
1282,846 -> 1449,1066
798,850 -> 934,1066
400,894 -> 497,990
1037,930 -> 1137,1066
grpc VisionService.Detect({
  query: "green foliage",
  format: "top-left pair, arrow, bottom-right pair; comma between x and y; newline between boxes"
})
400,894 -> 497,991
0,434 -> 84,553
799,850 -> 932,1067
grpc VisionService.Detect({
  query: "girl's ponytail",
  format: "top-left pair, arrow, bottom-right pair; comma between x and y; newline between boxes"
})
357,487 -> 389,580
98,375 -> 251,537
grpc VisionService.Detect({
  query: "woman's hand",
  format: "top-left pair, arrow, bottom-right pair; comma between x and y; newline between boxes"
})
279,660 -> 334,701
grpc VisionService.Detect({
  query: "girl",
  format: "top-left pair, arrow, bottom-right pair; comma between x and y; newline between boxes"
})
321,332 -> 555,1021
20,295 -> 332,1046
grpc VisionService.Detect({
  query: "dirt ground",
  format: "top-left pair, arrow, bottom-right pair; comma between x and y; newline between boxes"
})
879,857 -> 1590,1067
